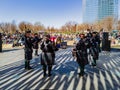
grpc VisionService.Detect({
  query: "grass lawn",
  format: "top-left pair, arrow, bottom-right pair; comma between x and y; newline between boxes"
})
111,45 -> 120,49
2,44 -> 12,49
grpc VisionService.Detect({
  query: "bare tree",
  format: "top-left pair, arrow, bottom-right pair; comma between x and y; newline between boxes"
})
33,22 -> 45,32
117,20 -> 120,30
0,23 -> 5,33
0,23 -> 12,33
61,21 -> 78,34
10,21 -> 17,33
19,22 -> 27,32
92,21 -> 103,31
81,23 -> 90,31
60,26 -> 66,33
19,22 -> 33,32
101,17 -> 114,32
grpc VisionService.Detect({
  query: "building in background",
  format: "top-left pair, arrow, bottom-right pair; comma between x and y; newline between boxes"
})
82,0 -> 98,24
119,0 -> 120,20
82,0 -> 118,24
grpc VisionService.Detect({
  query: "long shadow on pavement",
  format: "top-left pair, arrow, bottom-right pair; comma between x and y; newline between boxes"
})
0,47 -> 120,90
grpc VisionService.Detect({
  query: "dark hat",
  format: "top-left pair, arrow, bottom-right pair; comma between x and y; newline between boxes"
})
25,30 -> 31,34
87,29 -> 90,31
45,34 -> 50,38
34,33 -> 38,35
92,32 -> 97,34
79,33 -> 85,36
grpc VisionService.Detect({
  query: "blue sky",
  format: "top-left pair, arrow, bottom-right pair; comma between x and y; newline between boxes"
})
116,0 -> 120,21
0,0 -> 82,28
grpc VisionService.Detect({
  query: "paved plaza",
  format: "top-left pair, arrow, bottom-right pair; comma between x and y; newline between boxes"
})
0,47 -> 120,90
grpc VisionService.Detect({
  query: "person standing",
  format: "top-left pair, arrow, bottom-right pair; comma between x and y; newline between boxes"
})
86,29 -> 92,57
96,32 -> 101,53
75,34 -> 88,76
90,32 -> 99,66
33,33 -> 41,56
74,34 -> 80,44
86,29 -> 92,38
24,30 -> 33,70
40,35 -> 55,77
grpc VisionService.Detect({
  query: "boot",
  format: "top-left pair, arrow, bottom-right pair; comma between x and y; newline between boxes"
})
35,49 -> 39,56
43,65 -> 47,77
79,65 -> 84,76
25,60 -> 27,69
92,59 -> 96,66
28,61 -> 33,70
25,60 -> 30,70
96,54 -> 99,60
48,65 -> 52,76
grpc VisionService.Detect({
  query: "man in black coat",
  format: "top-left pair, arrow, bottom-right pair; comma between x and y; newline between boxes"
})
33,33 -> 41,56
86,29 -> 93,57
76,34 -> 88,76
40,34 -> 55,77
90,32 -> 99,66
95,32 -> 101,53
24,30 -> 33,70
86,29 -> 92,38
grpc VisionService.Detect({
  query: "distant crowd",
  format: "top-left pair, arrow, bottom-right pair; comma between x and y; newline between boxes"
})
1,29 -> 120,47
1,31 -> 74,47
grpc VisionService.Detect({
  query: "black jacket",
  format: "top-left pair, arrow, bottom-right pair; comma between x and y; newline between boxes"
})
76,38 -> 88,65
40,40 -> 54,53
33,36 -> 41,49
24,36 -> 33,60
40,40 -> 55,65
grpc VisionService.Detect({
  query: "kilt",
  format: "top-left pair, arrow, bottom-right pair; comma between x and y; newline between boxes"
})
40,52 -> 55,65
76,50 -> 88,65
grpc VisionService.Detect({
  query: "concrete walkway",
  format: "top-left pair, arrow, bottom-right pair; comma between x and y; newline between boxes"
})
0,47 -> 120,90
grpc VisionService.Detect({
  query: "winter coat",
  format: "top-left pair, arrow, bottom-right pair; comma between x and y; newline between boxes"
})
76,38 -> 88,65
89,37 -> 99,60
24,36 -> 33,60
33,36 -> 41,49
40,40 -> 55,65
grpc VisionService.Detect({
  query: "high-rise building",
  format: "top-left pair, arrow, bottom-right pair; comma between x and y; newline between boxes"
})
82,0 -> 118,23
82,0 -> 98,23
119,0 -> 120,20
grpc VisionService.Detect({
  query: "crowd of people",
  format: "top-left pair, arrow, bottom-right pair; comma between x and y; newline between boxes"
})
23,29 -> 102,77
1,31 -> 74,48
73,29 -> 101,76
110,31 -> 120,45
1,29 -> 119,77
24,30 -> 58,77
1,32 -> 23,45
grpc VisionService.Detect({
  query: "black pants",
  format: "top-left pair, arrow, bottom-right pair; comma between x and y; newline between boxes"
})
78,63 -> 85,75
35,49 -> 38,55
92,57 -> 97,66
98,44 -> 101,52
43,65 -> 52,76
25,60 -> 31,69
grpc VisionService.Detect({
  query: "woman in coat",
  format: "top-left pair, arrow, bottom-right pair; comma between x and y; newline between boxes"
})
40,34 -> 55,77
75,34 -> 88,76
